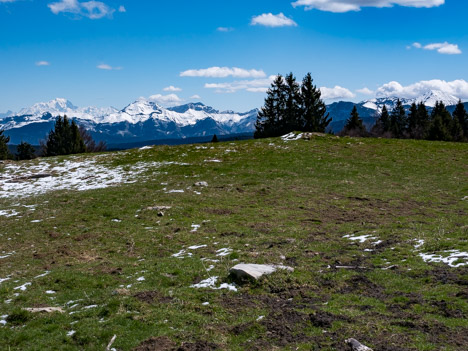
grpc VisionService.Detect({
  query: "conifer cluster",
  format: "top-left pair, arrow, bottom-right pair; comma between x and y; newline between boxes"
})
255,73 -> 331,138
0,129 -> 12,160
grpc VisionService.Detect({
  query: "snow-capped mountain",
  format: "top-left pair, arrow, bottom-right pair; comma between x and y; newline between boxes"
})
362,90 -> 460,112
1,98 -> 258,144
11,98 -> 119,121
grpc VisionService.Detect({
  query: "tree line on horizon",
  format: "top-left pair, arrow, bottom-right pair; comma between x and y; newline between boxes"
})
341,99 -> 468,142
0,116 -> 106,161
255,72 -> 468,143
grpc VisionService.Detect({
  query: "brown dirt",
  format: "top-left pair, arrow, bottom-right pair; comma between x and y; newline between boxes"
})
133,336 -> 176,351
176,341 -> 220,350
134,290 -> 173,304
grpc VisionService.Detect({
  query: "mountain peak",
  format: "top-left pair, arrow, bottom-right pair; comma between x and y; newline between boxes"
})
416,90 -> 459,107
168,102 -> 219,114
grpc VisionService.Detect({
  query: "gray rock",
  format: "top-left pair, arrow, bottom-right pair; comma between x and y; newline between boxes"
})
345,338 -> 373,351
230,263 -> 293,280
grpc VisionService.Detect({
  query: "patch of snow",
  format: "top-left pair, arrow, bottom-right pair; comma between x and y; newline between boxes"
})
414,239 -> 425,250
281,132 -> 303,141
202,302 -> 210,306
343,234 -> 377,243
171,250 -> 192,259
14,282 -> 31,291
216,248 -> 233,257
0,209 -> 20,217
34,271 -> 50,279
206,265 -> 215,272
191,224 -> 201,232
0,157 -> 189,199
136,277 -> 145,282
138,146 -> 153,150
256,315 -> 265,321
419,250 -> 468,268
187,244 -> 207,250
67,330 -> 76,337
190,276 -> 237,292
83,305 -> 98,309
0,315 -> 7,326
46,290 -> 56,294
166,189 -> 184,193
111,219 -> 121,223
204,159 -> 222,163
31,220 -> 42,223
0,251 -> 15,259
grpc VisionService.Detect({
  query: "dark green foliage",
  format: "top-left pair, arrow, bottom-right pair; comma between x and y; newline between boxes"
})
407,102 -> 430,139
15,141 -> 36,160
371,105 -> 391,137
452,100 -> 468,141
255,72 -> 330,138
428,102 -> 454,141
340,106 -> 367,137
211,134 -> 219,143
300,73 -> 330,133
390,99 -> 407,138
43,116 -> 86,157
78,125 -> 107,152
0,129 -> 12,160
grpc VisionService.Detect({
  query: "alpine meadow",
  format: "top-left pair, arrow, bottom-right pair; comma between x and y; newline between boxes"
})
1,1 -> 468,351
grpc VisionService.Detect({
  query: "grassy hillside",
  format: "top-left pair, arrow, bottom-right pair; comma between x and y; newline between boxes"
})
0,134 -> 467,350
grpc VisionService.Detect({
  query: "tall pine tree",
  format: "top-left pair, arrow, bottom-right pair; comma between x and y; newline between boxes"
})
300,73 -> 330,133
390,99 -> 407,138
44,116 -> 86,156
428,102 -> 452,141
0,129 -> 11,160
341,106 -> 367,137
452,100 -> 468,141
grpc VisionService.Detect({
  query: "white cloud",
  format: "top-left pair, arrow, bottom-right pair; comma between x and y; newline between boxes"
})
36,61 -> 51,66
180,67 -> 266,78
118,5 -> 125,12
163,86 -> 182,92
320,86 -> 355,99
357,87 -> 374,95
423,42 -> 462,55
204,76 -> 276,93
292,0 -> 444,13
217,27 -> 234,32
251,13 -> 297,27
97,64 -> 122,70
0,0 -> 20,3
376,79 -> 468,99
148,94 -> 183,107
412,42 -> 422,49
48,0 -> 115,19
190,95 -> 201,100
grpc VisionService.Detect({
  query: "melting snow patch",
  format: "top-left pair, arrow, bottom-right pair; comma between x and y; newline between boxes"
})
166,189 -> 184,193
187,244 -> 207,250
414,239 -> 425,250
111,219 -> 122,223
14,282 -> 31,291
31,220 -> 42,223
282,132 -> 303,141
35,271 -> 50,279
204,159 -> 222,163
0,277 -> 11,284
0,157 -> 186,199
0,209 -> 20,217
46,290 -> 56,294
0,315 -> 7,326
83,305 -> 98,309
191,224 -> 201,232
0,251 -> 15,259
343,234 -> 377,243
171,250 -> 192,259
139,146 -> 153,150
136,277 -> 145,282
419,250 -> 468,268
67,330 -> 76,337
191,276 -> 237,292
216,248 -> 233,257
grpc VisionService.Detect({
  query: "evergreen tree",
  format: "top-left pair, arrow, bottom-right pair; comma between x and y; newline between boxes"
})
0,129 -> 11,160
390,99 -> 407,138
407,102 -> 419,139
78,125 -> 107,152
15,141 -> 36,161
300,73 -> 330,133
44,116 -> 86,156
452,100 -> 468,141
341,106 -> 367,137
371,105 -> 390,137
428,102 -> 452,141
283,73 -> 302,132
211,134 -> 219,143
254,75 -> 287,138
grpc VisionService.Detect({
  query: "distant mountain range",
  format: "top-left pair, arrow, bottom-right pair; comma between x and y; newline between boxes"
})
1,90 -> 466,145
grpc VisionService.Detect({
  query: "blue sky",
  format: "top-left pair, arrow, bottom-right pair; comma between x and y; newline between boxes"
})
1,0 -> 467,112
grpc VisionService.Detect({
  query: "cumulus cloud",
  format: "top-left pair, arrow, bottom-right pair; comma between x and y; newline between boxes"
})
423,42 -> 462,55
118,5 -> 125,12
250,13 -> 297,27
320,86 -> 355,100
357,87 -> 374,95
48,0 -> 115,19
190,94 -> 201,100
204,76 -> 276,93
36,61 -> 51,66
180,67 -> 266,78
148,93 -> 183,107
163,86 -> 182,92
97,64 -> 122,70
292,0 -> 444,13
376,79 -> 468,99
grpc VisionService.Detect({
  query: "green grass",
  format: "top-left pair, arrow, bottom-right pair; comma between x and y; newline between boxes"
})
0,134 -> 467,350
